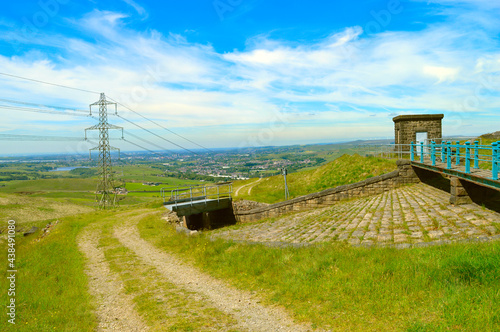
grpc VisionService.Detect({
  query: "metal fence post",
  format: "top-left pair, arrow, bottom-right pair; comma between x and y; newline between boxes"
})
493,142 -> 498,181
465,142 -> 471,174
455,141 -> 460,166
474,141 -> 479,169
447,141 -> 452,169
441,141 -> 445,163
431,141 -> 436,166
410,142 -> 414,161
204,185 -> 207,206
420,142 -> 424,163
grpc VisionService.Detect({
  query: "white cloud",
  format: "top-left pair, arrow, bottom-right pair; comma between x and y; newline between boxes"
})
423,65 -> 460,83
0,4 -> 499,153
121,0 -> 148,17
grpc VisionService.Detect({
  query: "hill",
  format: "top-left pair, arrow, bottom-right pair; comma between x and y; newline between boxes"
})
480,131 -> 500,141
233,154 -> 397,204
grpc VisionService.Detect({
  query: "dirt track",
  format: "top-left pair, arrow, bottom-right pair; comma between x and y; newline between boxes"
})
234,178 -> 263,197
78,222 -> 148,331
78,211 -> 314,331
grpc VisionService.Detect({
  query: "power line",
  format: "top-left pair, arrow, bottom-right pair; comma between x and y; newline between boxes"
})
124,130 -> 175,154
0,133 -> 123,143
0,133 -> 85,141
0,98 -> 88,113
0,101 -> 202,155
0,72 -> 100,95
122,138 -> 163,156
107,96 -> 213,153
116,114 -> 198,155
0,104 -> 91,117
0,72 -> 212,153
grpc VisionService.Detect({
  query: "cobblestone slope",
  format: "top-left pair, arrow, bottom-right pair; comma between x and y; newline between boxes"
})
214,183 -> 500,248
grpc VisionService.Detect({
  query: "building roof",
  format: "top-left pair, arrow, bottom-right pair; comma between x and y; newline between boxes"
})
393,114 -> 444,123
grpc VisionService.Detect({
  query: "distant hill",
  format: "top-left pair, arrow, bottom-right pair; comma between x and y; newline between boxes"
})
480,131 -> 500,140
233,154 -> 397,204
335,139 -> 394,145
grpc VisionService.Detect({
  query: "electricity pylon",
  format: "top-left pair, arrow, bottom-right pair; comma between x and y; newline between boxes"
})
85,93 -> 123,209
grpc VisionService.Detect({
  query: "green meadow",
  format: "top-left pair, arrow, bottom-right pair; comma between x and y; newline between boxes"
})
233,154 -> 397,203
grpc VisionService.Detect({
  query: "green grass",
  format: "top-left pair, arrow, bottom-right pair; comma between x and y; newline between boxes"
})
97,212 -> 239,331
0,193 -> 94,224
0,177 -> 177,210
233,154 -> 397,203
115,165 -> 203,185
0,178 -> 97,193
138,217 -> 500,331
0,212 -> 101,331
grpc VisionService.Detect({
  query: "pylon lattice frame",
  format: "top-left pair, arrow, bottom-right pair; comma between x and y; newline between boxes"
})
85,93 -> 123,209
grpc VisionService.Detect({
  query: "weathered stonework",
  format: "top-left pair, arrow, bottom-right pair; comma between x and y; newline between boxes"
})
393,114 -> 444,150
234,160 -> 420,223
450,177 -> 472,205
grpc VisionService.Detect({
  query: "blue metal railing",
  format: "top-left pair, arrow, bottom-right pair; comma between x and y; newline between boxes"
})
410,140 -> 500,180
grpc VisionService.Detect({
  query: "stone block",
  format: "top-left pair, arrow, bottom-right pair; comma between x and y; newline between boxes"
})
451,186 -> 468,197
450,195 -> 472,205
450,177 -> 463,187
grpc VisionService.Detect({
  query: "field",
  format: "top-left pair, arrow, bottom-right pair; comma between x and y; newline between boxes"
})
233,154 -> 397,203
0,192 -> 94,226
1,146 -> 499,331
2,202 -> 499,331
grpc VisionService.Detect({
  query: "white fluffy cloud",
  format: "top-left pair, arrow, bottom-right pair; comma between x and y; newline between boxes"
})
0,4 -> 499,153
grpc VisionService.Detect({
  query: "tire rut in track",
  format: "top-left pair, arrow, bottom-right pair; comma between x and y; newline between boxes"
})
114,218 -> 317,332
78,223 -> 148,331
247,177 -> 263,195
234,178 -> 262,197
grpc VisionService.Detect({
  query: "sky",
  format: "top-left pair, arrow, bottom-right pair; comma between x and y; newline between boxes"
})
0,0 -> 499,155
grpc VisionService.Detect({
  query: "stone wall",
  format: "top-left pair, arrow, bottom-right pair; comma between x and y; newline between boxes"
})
234,160 -> 420,223
393,114 -> 444,150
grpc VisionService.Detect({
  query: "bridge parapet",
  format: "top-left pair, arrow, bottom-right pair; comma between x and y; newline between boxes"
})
161,183 -> 234,230
409,140 -> 500,185
161,183 -> 232,206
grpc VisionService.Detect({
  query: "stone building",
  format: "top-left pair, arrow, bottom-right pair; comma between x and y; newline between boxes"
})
393,114 -> 444,150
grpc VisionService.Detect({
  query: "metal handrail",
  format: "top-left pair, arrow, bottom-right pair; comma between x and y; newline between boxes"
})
161,183 -> 233,207
410,140 -> 499,180
354,140 -> 499,180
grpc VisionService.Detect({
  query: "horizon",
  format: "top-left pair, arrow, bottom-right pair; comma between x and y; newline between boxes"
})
0,132 -> 491,159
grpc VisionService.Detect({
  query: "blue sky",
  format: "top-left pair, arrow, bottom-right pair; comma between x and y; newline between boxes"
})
0,0 -> 499,155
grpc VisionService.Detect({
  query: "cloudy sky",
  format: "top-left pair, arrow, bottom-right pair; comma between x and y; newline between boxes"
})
0,0 -> 499,155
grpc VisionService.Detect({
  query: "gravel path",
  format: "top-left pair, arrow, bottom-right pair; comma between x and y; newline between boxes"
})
234,178 -> 262,197
114,218 -> 316,332
78,223 -> 148,331
247,178 -> 263,195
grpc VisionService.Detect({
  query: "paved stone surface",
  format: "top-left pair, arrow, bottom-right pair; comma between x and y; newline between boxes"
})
213,183 -> 500,248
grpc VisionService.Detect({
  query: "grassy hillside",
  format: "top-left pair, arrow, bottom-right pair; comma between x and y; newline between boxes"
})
234,154 -> 397,204
479,131 -> 500,141
0,193 -> 94,225
0,178 -> 97,193
1,179 -> 499,331
140,215 -> 500,331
